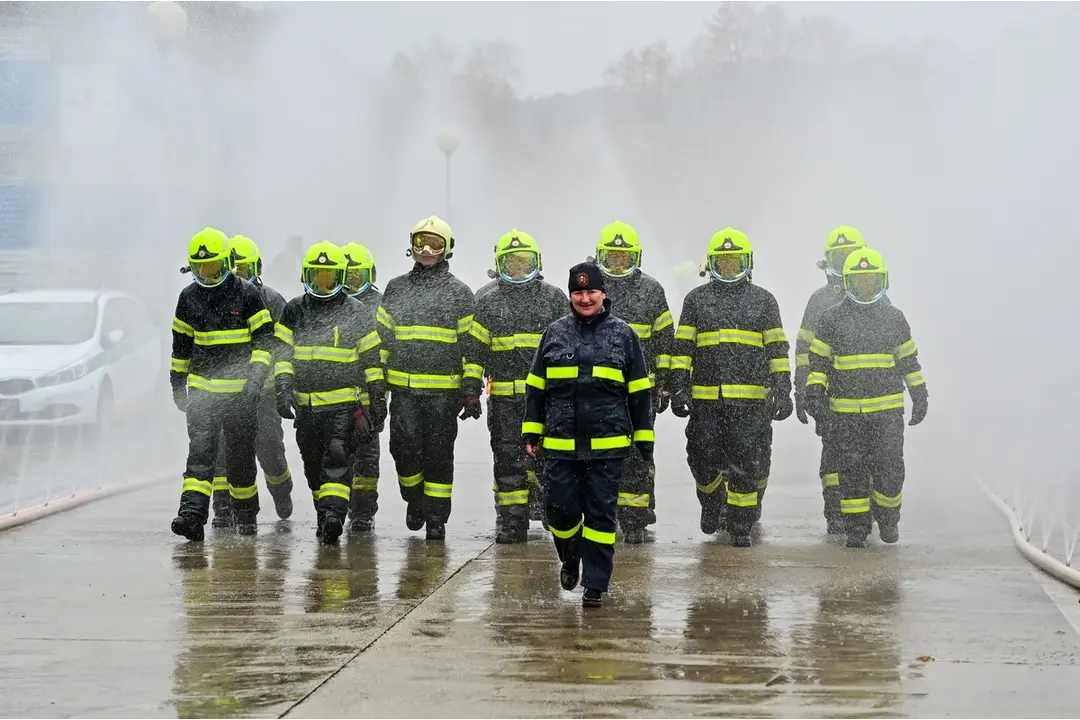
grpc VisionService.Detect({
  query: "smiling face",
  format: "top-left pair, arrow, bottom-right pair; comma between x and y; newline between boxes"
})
571,289 -> 605,317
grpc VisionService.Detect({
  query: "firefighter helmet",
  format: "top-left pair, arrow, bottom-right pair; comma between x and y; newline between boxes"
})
706,228 -> 753,283
341,242 -> 376,296
842,247 -> 889,305
409,215 -> 454,260
595,221 -> 641,277
823,225 -> 867,278
301,241 -> 347,299
187,227 -> 231,288
228,234 -> 262,280
494,229 -> 542,284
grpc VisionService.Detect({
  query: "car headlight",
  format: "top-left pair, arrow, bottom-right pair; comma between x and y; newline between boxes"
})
37,359 -> 92,387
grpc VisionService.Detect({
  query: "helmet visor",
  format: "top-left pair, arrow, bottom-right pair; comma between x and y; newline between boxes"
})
709,253 -> 750,282
191,259 -> 229,288
597,248 -> 638,276
826,247 -> 856,276
344,267 -> 372,294
845,272 -> 887,304
303,267 -> 344,298
233,260 -> 257,280
496,251 -> 539,283
412,232 -> 446,256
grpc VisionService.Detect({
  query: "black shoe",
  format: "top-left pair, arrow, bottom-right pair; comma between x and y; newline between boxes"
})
211,512 -> 234,529
560,562 -> 579,591
582,588 -> 603,608
426,522 -> 445,541
645,509 -> 657,526
171,515 -> 204,542
406,503 -> 425,531
350,515 -> 375,532
846,533 -> 868,548
272,493 -> 293,521
237,523 -> 258,536
319,516 -> 343,544
825,518 -> 845,535
700,509 -> 720,535
622,528 -> 645,544
730,533 -> 752,548
879,525 -> 899,544
528,499 -> 544,522
495,527 -> 527,544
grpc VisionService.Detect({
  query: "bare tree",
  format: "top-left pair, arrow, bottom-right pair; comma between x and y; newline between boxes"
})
604,40 -> 675,89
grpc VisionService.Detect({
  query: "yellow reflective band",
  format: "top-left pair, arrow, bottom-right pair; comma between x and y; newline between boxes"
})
172,317 -> 194,337
457,315 -> 474,335
810,338 -> 832,358
726,489 -> 758,508
357,330 -> 381,353
653,310 -> 673,332
873,490 -> 903,508
352,476 -> 378,491
491,379 -> 528,396
360,391 -> 371,405
582,525 -> 616,545
669,356 -> 692,371
463,363 -> 485,380
393,325 -> 459,343
490,333 -> 543,351
841,497 -> 871,514
194,328 -> 250,346
248,308 -> 272,332
591,435 -> 631,450
379,348 -> 390,364
629,322 -> 653,339
188,375 -> 247,393
829,393 -> 905,413
821,473 -> 840,488
266,471 -> 292,486
498,490 -> 529,506
806,371 -> 828,388
318,482 -> 351,502
757,477 -> 769,490
691,384 -> 768,401
250,349 -> 271,366
905,371 -> 925,387
170,357 -> 191,373
833,353 -> 895,371
469,321 -> 492,345
550,518 -> 583,539
675,325 -> 697,342
365,367 -> 385,384
628,377 -> 652,394
376,306 -> 394,329
543,437 -> 575,451
633,429 -> 654,442
386,370 -> 462,390
593,366 -> 625,383
211,476 -> 229,491
229,483 -> 258,500
797,328 -> 815,343
274,323 -> 294,345
398,472 -> 423,488
656,354 -> 673,370
294,387 -> 359,407
769,357 -> 791,373
274,361 -> 294,376
696,473 -> 724,494
522,421 -> 545,435
527,469 -> 538,484
617,492 -> 650,508
424,481 -> 453,499
182,478 -> 213,497
796,353 -> 810,368
763,327 -> 787,345
525,373 -> 546,390
894,339 -> 917,360
697,329 -> 764,348
547,366 -> 579,379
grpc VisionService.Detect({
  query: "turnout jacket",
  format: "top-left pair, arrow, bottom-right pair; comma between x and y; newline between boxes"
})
463,278 -> 567,399
522,301 -> 654,460
603,271 -> 675,386
670,279 -> 791,402
273,292 -> 385,412
170,275 -> 274,395
352,287 -> 384,405
806,297 -> 927,414
376,260 -> 476,393
253,280 -> 288,389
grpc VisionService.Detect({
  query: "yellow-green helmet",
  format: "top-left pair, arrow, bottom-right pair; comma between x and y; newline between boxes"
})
595,221 -> 641,277
228,234 -> 262,280
409,215 -> 454,260
494,229 -> 542,284
341,242 -> 376,296
706,228 -> 754,283
842,247 -> 889,305
301,241 -> 347,299
823,225 -> 866,279
187,227 -> 232,288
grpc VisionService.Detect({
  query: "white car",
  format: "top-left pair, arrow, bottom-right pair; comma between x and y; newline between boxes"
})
0,288 -> 163,427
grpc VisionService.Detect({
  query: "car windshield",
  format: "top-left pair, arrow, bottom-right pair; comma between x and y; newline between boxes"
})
0,302 -> 99,345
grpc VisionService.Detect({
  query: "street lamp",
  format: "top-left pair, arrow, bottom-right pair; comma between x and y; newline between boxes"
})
147,1 -> 188,48
435,129 -> 460,219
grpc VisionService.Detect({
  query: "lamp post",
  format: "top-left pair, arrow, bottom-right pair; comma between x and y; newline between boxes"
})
147,1 -> 188,49
435,129 -> 460,219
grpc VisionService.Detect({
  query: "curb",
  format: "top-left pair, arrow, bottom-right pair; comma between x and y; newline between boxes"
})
0,474 -> 172,532
975,473 -> 1080,589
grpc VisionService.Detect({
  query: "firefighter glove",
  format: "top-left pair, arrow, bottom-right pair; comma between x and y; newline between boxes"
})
370,395 -> 388,433
804,386 -> 828,421
348,403 -> 374,451
172,387 -> 189,413
794,390 -> 810,424
653,385 -> 671,415
459,395 -> 482,421
909,387 -> 928,426
670,389 -> 692,418
638,444 -> 654,463
275,385 -> 296,420
768,390 -> 794,422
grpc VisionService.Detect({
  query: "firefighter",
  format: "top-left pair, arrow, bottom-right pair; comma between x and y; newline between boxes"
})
804,247 -> 928,548
588,220 -> 675,543
463,230 -> 567,544
669,228 -> 792,547
341,242 -> 388,532
376,215 -> 479,541
209,234 -> 294,528
273,241 -> 384,545
523,262 -> 654,608
170,227 -> 274,541
794,225 -> 870,534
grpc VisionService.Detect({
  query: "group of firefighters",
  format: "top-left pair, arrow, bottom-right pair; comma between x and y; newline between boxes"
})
168,216 -> 928,608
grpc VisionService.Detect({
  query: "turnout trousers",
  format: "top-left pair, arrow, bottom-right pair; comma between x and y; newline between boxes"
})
817,417 -> 842,528
618,401 -> 656,531
294,406 -> 354,522
178,390 -> 259,524
388,389 -> 461,525
487,396 -> 540,531
833,410 -> 906,537
685,402 -> 772,535
212,391 -> 292,518
545,458 -> 622,593
350,425 -> 381,521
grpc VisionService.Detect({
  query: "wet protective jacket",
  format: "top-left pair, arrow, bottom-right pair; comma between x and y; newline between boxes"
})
463,278 -> 567,399
522,301 -> 654,460
352,286 -> 384,405
170,275 -> 273,395
253,280 -> 288,389
273,292 -> 385,412
670,278 -> 791,403
376,261 -> 475,393
603,271 -> 675,387
807,297 -> 927,414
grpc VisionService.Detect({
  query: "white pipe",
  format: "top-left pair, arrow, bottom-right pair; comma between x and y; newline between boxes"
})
0,474 -> 171,532
975,473 -> 1080,589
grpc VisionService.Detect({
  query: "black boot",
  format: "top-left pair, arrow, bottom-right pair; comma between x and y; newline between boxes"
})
319,514 -> 343,545
426,521 -> 446,541
560,560 -> 579,591
237,522 -> 258,536
622,527 -> 646,544
496,507 -> 528,544
211,491 -> 233,528
825,517 -> 845,535
730,533 -> 752,548
700,506 -> 720,535
846,532 -> 868,548
171,514 -> 205,542
582,588 -> 603,608
271,491 -> 293,521
406,502 -> 425,531
879,524 -> 899,544
350,514 -> 375,532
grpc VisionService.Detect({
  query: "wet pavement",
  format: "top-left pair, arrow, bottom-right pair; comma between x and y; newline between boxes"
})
0,419 -> 1078,718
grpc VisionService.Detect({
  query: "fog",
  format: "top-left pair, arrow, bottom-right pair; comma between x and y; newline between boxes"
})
4,1 -> 1078,529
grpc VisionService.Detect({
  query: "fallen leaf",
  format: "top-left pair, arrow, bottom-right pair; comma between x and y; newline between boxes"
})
916,655 -> 934,662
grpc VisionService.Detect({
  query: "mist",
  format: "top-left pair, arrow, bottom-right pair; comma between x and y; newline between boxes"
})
4,1 -> 1079,520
